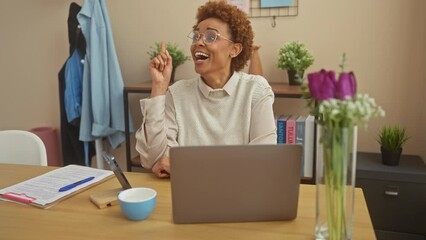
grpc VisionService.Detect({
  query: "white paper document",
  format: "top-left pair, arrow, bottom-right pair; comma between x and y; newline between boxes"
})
0,165 -> 113,208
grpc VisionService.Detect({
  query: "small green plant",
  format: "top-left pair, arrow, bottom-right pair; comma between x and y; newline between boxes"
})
277,41 -> 314,75
147,42 -> 190,68
377,125 -> 409,151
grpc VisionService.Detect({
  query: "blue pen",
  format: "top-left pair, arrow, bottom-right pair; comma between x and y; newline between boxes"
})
58,176 -> 95,192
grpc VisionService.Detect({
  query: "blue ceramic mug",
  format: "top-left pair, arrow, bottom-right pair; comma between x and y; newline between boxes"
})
118,187 -> 157,221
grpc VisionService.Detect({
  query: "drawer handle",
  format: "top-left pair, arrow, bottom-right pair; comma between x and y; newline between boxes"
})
384,185 -> 399,196
384,190 -> 398,196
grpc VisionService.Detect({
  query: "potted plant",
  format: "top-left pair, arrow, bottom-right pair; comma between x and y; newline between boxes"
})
277,41 -> 314,85
377,125 -> 409,166
147,42 -> 190,84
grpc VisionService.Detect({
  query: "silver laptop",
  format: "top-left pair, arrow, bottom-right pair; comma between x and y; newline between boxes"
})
170,144 -> 302,224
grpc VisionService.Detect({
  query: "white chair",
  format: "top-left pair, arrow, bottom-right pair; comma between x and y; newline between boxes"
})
0,130 -> 48,166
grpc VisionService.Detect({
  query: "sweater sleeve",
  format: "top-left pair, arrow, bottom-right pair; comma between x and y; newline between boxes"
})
249,76 -> 277,144
135,95 -> 168,169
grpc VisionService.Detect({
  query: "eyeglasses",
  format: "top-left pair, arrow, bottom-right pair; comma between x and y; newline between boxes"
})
187,30 -> 233,44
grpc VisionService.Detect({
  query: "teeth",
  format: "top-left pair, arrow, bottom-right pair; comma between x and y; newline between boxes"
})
195,52 -> 209,58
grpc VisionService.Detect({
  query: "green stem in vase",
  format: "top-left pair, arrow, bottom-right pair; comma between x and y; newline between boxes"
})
322,126 -> 352,240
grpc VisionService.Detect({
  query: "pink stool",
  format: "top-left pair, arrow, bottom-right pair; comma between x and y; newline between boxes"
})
30,127 -> 62,166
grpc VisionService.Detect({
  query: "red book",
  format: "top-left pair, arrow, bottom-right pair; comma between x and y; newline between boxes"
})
286,115 -> 298,144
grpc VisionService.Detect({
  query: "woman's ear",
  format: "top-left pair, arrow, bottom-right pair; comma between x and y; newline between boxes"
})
230,43 -> 243,58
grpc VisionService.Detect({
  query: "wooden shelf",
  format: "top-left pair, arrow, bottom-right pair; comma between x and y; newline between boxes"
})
269,82 -> 303,98
124,81 -> 303,97
124,82 -> 152,93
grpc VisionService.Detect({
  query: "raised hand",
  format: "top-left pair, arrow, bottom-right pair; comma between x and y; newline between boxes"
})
149,41 -> 173,97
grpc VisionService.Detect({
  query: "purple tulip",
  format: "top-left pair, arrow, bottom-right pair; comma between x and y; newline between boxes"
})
307,69 -> 337,100
336,72 -> 357,100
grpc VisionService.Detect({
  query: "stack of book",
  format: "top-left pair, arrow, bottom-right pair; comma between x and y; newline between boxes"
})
275,114 -> 315,178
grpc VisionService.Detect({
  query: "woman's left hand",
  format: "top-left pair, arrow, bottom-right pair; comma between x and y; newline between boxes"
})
152,156 -> 170,178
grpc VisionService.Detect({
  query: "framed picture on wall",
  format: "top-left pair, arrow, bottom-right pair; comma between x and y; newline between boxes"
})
227,0 -> 250,13
260,0 -> 293,8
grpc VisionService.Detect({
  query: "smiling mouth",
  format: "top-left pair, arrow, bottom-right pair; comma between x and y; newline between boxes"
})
194,51 -> 209,61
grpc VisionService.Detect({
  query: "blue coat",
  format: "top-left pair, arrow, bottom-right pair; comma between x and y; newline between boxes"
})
77,0 -> 133,148
64,49 -> 84,124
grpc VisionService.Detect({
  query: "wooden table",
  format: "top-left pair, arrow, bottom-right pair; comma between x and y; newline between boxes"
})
0,164 -> 376,240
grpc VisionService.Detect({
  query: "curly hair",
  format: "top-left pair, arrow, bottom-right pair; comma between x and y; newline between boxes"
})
194,1 -> 253,72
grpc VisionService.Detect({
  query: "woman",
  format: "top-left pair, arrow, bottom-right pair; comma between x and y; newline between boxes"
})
135,1 -> 276,178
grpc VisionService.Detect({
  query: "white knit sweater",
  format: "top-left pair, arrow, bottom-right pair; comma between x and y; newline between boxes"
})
135,71 -> 277,168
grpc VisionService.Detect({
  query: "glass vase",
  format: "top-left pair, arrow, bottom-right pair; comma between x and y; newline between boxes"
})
315,125 -> 358,240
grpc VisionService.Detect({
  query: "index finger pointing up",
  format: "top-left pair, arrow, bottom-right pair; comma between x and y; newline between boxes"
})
161,41 -> 167,53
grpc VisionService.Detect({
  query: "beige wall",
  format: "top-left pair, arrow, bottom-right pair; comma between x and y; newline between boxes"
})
1,0 -> 425,167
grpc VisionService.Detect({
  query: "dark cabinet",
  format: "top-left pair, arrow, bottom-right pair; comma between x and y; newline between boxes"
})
356,152 -> 426,240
